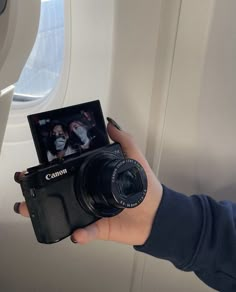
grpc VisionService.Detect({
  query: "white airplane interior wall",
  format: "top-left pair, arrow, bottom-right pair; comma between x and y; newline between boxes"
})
0,0 -> 235,291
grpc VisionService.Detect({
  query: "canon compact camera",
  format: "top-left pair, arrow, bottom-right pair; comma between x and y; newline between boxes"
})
18,100 -> 147,244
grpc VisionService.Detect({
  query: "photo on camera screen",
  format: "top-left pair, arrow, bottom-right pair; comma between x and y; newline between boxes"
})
28,100 -> 110,163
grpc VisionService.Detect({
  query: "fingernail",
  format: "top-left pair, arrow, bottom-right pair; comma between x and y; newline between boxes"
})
14,172 -> 21,183
70,236 -> 77,244
14,202 -> 21,214
107,117 -> 122,130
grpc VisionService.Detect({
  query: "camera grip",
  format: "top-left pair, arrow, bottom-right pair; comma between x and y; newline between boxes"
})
41,196 -> 71,243
26,192 -> 71,244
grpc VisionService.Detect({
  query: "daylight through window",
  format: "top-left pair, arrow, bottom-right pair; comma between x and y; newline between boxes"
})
14,0 -> 64,102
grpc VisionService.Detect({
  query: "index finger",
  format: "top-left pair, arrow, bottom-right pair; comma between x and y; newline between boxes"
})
14,171 -> 26,184
14,202 -> 30,217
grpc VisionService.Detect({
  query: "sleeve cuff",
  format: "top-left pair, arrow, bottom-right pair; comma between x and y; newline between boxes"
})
134,185 -> 203,270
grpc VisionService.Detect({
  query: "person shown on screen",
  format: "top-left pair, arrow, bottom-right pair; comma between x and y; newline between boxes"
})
47,120 -> 76,161
68,120 -> 107,153
68,120 -> 91,151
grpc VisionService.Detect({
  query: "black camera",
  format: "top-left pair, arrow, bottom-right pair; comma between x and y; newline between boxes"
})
18,100 -> 147,244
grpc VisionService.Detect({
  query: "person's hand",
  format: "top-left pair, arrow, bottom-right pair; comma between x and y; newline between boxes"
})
14,119 -> 163,246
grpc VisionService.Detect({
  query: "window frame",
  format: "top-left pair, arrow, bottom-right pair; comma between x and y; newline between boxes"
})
5,0 -> 71,144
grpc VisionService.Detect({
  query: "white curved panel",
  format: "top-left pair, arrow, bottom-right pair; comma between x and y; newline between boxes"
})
64,0 -> 114,116
108,0 -> 163,152
0,85 -> 14,154
0,0 -> 7,15
4,0 -> 71,147
197,0 -> 236,200
142,0 -> 233,291
0,0 -> 40,154
0,0 -> 40,90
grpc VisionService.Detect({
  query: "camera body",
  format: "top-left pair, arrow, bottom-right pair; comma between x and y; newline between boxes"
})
20,143 -> 147,244
18,100 -> 147,244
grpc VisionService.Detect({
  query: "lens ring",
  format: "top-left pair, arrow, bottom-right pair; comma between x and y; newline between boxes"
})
75,152 -> 147,217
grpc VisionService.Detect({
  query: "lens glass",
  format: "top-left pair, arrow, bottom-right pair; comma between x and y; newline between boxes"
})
117,167 -> 143,197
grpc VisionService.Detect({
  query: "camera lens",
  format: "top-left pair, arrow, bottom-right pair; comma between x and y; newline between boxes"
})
75,153 -> 147,218
117,168 -> 143,198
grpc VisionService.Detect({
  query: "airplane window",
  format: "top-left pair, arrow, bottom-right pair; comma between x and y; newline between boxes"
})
13,0 -> 64,102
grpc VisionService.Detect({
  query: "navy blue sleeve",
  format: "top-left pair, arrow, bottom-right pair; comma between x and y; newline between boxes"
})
134,185 -> 236,291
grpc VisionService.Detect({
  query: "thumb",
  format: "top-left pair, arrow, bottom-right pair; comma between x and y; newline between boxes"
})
71,218 -> 110,244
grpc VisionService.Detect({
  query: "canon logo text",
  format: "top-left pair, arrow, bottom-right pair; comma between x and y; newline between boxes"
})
45,169 -> 68,181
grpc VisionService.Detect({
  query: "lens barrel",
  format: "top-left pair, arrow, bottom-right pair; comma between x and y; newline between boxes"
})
75,152 -> 147,217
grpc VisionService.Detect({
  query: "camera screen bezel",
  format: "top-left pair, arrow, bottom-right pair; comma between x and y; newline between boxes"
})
28,100 -> 110,164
